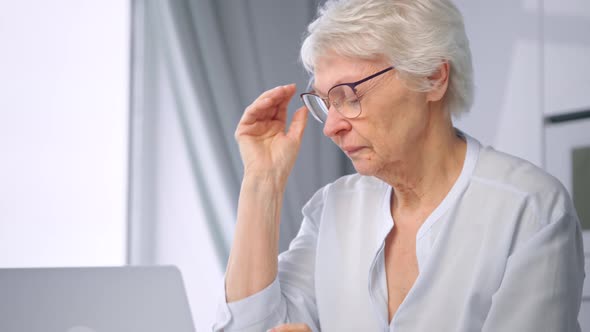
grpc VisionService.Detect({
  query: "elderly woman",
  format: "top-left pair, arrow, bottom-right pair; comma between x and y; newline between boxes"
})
214,0 -> 585,331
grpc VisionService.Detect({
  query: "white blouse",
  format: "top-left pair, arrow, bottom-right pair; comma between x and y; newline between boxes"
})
214,134 -> 585,332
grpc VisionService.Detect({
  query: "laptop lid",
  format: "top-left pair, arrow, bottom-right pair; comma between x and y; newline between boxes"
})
0,266 -> 196,332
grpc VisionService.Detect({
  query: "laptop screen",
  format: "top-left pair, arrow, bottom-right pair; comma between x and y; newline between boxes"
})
0,266 -> 196,332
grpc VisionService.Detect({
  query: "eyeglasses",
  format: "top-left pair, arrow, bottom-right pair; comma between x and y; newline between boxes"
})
300,66 -> 394,123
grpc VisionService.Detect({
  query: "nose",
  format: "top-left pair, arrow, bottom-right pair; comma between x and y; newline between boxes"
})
322,106 -> 352,138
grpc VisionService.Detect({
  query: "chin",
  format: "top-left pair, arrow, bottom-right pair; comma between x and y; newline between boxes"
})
350,159 -> 379,177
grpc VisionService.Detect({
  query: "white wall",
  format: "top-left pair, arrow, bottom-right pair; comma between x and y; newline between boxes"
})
454,0 -> 543,166
543,0 -> 590,115
0,1 -> 129,267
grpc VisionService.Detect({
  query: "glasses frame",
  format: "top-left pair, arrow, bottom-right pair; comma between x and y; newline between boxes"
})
300,66 -> 394,123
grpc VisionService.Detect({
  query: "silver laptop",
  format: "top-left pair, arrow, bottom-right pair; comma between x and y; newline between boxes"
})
0,266 -> 196,332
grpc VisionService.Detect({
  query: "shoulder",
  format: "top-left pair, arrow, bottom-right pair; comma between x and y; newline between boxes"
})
473,146 -> 560,192
471,146 -> 575,226
302,173 -> 385,215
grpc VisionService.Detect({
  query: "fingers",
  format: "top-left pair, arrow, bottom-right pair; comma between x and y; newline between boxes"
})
240,97 -> 274,126
254,83 -> 296,104
269,323 -> 312,332
275,84 -> 297,123
240,84 -> 297,125
286,106 -> 308,141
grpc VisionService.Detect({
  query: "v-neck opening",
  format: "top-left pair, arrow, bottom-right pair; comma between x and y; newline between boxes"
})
374,131 -> 481,330
414,132 -> 480,241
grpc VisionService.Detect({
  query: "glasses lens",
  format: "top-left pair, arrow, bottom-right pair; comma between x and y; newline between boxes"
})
328,85 -> 360,119
302,94 -> 328,123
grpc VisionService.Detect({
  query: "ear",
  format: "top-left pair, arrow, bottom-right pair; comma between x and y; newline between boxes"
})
426,62 -> 450,103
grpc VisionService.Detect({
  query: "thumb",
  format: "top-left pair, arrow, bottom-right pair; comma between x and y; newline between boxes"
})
286,106 -> 308,141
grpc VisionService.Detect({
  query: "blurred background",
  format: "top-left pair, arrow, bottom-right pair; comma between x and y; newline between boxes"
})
0,0 -> 588,330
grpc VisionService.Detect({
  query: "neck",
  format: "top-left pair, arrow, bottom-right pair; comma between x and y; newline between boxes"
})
379,109 -> 467,223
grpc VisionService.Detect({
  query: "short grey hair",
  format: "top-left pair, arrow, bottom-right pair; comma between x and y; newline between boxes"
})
300,0 -> 474,116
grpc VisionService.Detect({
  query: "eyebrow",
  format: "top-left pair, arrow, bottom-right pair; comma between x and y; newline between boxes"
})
311,85 -> 328,98
313,80 -> 356,98
311,75 -> 359,97
312,78 -> 348,97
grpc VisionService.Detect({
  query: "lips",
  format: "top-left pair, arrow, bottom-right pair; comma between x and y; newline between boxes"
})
342,146 -> 365,154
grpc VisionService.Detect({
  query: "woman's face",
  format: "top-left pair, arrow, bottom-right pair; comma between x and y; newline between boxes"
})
313,53 -> 433,177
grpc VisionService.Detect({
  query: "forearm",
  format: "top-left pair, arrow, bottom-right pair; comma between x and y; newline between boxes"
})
225,174 -> 285,302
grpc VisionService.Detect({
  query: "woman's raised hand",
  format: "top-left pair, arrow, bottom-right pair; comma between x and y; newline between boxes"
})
235,84 -> 308,186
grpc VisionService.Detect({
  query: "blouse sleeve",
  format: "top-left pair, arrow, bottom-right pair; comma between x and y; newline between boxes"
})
481,209 -> 586,332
